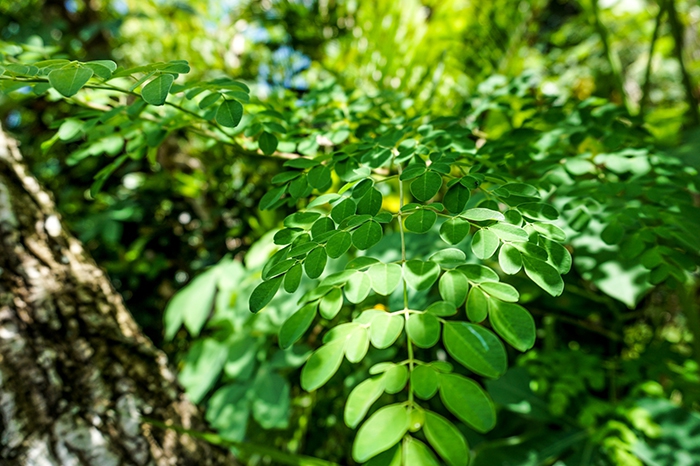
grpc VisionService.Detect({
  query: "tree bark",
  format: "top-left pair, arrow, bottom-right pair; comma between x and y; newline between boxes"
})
0,125 -> 235,465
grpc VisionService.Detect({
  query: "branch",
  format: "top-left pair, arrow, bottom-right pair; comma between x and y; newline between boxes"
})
665,0 -> 700,127
639,3 -> 665,116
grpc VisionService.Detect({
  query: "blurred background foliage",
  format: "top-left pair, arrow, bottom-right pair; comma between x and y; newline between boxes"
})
2,0 -> 700,464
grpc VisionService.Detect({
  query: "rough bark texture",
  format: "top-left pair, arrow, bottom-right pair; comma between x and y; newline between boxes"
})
0,126 -> 235,465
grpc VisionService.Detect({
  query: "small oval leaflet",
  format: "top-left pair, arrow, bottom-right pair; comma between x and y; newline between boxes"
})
443,321 -> 507,378
279,303 -> 317,349
370,313 -> 404,349
352,220 -> 383,250
406,313 -> 441,348
471,229 -> 499,260
216,99 -> 244,128
352,404 -> 410,463
440,217 -> 471,245
259,131 -> 279,156
462,207 -> 505,222
405,209 -> 438,233
320,288 -> 344,319
304,247 -> 327,279
404,260 -> 441,290
326,231 -> 353,258
439,270 -> 469,307
410,171 -> 443,202
488,299 -> 536,352
249,276 -> 283,313
142,74 -> 174,106
48,66 -> 94,97
423,411 -> 469,466
412,365 -> 439,400
438,373 -> 496,433
466,286 -> 489,322
301,339 -> 345,391
367,262 -> 402,296
479,281 -> 519,302
405,438 -> 440,465
344,376 -> 386,429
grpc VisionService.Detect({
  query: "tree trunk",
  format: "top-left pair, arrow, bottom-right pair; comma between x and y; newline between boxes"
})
0,126 -> 235,465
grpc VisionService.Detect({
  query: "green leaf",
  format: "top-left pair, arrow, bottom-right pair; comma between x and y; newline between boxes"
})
345,326 -> 370,363
471,229 -> 499,260
426,301 -> 457,317
83,62 -> 113,80
367,262 -> 402,296
443,183 -> 471,214
345,271 -> 372,304
410,171 -> 443,202
353,404 -> 410,463
320,288 -> 344,319
531,223 -> 567,242
331,198 -> 357,223
353,179 -> 374,199
288,241 -> 319,258
249,276 -> 283,313
400,165 -> 427,180
423,411 -> 469,466
600,220 -> 625,245
458,264 -> 500,283
404,260 -> 441,290
522,255 -> 564,296
308,165 -> 332,190
405,438 -> 440,466
259,131 -> 278,155
540,238 -> 572,274
345,376 -> 386,428
199,92 -> 221,109
488,223 -> 528,242
308,193 -> 341,208
384,365 -> 409,393
48,66 -> 94,97
370,313 -> 404,349
365,445 -> 402,466
462,208 -> 505,222
301,339 -> 345,391
141,74 -> 174,105
405,209 -> 438,233
216,99 -> 244,128
440,217 -> 471,245
412,365 -> 439,399
488,300 -> 536,352
164,266 -> 219,339
326,231 -> 352,258
259,185 -> 286,210
263,259 -> 297,279
305,247 -> 328,279
479,282 -> 519,302
439,270 -> 469,306
466,286 -> 489,323
352,220 -> 383,250
518,202 -> 559,221
443,322 -> 507,378
289,176 -> 310,199
406,313 -> 441,348
498,244 -> 522,275
357,188 -> 383,216
251,371 -> 290,429
439,373 -> 496,433
347,257 -> 380,270
429,248 -> 467,268
310,217 -> 335,240
279,303 -> 317,349
284,263 -> 302,293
